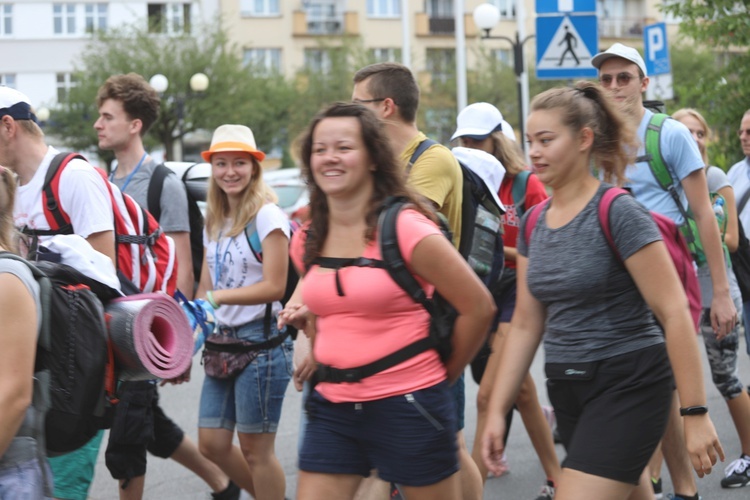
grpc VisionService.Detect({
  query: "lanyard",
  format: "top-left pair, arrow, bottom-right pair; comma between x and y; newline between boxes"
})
109,152 -> 147,193
213,232 -> 236,290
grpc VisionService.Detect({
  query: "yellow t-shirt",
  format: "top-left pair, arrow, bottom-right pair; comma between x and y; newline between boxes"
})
400,132 -> 463,249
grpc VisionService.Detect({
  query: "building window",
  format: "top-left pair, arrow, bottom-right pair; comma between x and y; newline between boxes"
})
0,74 -> 15,88
1,4 -> 12,36
85,3 -> 108,33
493,48 -> 512,66
56,73 -> 78,102
53,3 -> 76,35
367,0 -> 400,18
491,0 -> 516,20
427,0 -> 453,17
304,48 -> 334,73
239,0 -> 280,16
426,48 -> 455,83
243,48 -> 282,74
148,3 -> 191,34
370,48 -> 401,63
305,1 -> 343,34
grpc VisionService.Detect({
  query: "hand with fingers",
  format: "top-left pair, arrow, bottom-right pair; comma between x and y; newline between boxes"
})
481,412 -> 509,477
683,413 -> 725,478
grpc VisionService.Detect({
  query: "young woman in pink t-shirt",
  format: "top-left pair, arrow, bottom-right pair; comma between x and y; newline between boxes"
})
278,102 -> 495,499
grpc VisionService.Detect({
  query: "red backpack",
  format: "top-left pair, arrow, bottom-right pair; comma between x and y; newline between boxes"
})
28,152 -> 177,295
524,187 -> 701,331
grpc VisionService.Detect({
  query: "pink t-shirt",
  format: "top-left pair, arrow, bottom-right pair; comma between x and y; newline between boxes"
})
291,209 -> 448,402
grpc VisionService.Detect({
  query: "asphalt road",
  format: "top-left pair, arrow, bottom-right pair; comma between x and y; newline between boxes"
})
88,334 -> 750,500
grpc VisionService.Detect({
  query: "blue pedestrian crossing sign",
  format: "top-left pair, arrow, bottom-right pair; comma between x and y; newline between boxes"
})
536,14 -> 598,79
643,23 -> 671,76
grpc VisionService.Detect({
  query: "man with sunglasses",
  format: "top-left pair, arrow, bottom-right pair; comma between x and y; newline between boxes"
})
592,43 -> 736,500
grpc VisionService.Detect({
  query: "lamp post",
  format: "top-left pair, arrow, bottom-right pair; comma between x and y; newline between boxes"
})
473,3 -> 534,147
148,72 -> 210,161
36,106 -> 51,126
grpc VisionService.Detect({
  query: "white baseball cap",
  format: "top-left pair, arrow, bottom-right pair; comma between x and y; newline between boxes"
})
0,86 -> 38,122
452,146 -> 506,213
591,43 -> 648,77
451,102 -> 516,142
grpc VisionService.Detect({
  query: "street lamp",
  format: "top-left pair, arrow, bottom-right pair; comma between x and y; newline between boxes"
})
148,72 -> 210,161
473,3 -> 535,146
36,106 -> 50,126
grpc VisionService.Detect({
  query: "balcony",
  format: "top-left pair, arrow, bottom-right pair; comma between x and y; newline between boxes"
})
292,10 -> 358,36
599,17 -> 655,39
415,13 -> 478,37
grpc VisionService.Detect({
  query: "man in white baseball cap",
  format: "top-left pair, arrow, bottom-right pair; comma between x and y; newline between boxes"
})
593,43 -> 735,500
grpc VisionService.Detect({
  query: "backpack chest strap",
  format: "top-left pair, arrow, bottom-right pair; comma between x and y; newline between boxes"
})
312,257 -> 386,297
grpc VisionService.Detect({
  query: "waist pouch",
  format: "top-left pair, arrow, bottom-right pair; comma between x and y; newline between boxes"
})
545,361 -> 598,381
202,330 -> 289,379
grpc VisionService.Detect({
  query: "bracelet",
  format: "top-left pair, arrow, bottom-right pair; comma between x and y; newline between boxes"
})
206,291 -> 220,310
679,405 -> 708,416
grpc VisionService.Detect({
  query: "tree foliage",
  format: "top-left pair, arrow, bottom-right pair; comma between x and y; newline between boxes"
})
48,19 -> 293,164
663,0 -> 750,168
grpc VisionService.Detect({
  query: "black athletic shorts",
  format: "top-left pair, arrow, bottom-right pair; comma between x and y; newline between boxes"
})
546,343 -> 673,485
105,380 -> 185,480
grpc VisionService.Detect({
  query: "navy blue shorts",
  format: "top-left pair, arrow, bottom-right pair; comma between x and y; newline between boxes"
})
299,381 -> 459,486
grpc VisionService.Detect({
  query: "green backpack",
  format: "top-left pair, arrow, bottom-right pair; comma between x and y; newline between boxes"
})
638,113 -> 706,267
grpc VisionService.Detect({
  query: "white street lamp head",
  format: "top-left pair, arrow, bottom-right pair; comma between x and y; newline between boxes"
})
473,3 -> 501,32
36,106 -> 50,123
190,73 -> 209,93
149,74 -> 169,93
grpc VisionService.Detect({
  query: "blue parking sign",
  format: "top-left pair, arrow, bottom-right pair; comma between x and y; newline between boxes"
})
643,23 -> 671,76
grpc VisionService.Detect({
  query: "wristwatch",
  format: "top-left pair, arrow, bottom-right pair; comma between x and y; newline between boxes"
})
679,405 -> 708,416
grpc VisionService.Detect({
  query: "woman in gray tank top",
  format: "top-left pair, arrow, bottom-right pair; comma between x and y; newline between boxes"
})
0,165 -> 51,498
479,83 -> 724,500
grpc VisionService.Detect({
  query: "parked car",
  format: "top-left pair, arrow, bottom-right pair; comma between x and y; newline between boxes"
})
163,162 -> 309,221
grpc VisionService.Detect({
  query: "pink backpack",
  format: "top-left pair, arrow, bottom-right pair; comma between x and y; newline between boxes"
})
524,187 -> 701,331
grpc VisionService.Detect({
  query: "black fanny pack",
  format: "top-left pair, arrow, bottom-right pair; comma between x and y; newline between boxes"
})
202,330 -> 289,379
545,361 -> 598,381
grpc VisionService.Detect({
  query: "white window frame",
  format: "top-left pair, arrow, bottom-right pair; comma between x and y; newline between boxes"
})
493,48 -> 512,67
491,0 -> 516,20
370,48 -> 401,63
239,0 -> 280,17
53,3 -> 77,35
56,73 -> 78,103
367,0 -> 400,18
0,4 -> 12,36
426,48 -> 455,83
147,3 -> 191,35
243,48 -> 282,74
0,74 -> 15,88
85,3 -> 108,33
304,49 -> 333,73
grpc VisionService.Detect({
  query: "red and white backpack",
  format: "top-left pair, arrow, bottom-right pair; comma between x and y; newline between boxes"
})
23,152 -> 177,295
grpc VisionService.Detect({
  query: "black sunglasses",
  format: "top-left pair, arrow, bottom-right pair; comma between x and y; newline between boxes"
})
599,72 -> 637,87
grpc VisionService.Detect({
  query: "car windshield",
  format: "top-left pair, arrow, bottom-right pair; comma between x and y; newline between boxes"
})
273,185 -> 306,209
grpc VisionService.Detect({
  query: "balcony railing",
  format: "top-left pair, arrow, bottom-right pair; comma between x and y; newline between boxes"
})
429,17 -> 455,34
599,17 -> 650,38
292,10 -> 358,36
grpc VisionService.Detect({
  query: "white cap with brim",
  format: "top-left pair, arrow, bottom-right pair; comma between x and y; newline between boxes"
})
452,102 -> 516,142
0,86 -> 38,122
591,43 -> 648,77
452,146 -> 506,214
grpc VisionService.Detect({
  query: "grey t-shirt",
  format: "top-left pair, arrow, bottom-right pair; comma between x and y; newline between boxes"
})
518,184 -> 665,363
110,157 -> 190,233
697,166 -> 741,306
0,258 -> 42,457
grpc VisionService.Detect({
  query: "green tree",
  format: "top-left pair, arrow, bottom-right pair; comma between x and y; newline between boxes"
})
48,19 -> 294,164
663,0 -> 750,168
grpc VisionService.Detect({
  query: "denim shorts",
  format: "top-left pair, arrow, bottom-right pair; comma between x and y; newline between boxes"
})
0,458 -> 52,499
299,381 -> 458,486
199,319 -> 293,434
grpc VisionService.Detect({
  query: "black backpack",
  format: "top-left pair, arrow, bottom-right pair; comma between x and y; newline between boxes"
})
409,139 -> 505,305
313,197 -> 458,383
0,252 -> 120,455
148,163 -> 205,291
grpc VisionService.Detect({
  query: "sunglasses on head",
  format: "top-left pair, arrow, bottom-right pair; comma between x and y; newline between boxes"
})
599,72 -> 637,87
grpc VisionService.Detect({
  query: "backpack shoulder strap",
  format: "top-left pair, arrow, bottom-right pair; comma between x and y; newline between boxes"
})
407,138 -> 439,174
738,186 -> 750,216
523,198 -> 550,247
637,113 -> 673,191
147,163 -> 173,222
598,187 -> 631,263
512,170 -> 531,216
244,219 -> 263,263
41,152 -> 85,233
378,197 -> 433,314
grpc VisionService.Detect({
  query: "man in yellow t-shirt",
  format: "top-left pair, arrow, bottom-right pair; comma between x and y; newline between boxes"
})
352,62 -> 481,500
352,63 -> 463,250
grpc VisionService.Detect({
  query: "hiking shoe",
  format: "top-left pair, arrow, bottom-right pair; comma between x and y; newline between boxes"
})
534,480 -> 555,500
651,476 -> 663,499
721,454 -> 750,488
211,480 -> 240,500
666,494 -> 702,500
389,482 -> 404,499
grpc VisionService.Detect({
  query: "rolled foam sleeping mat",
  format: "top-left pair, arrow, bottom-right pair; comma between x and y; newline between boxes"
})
106,293 -> 193,381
